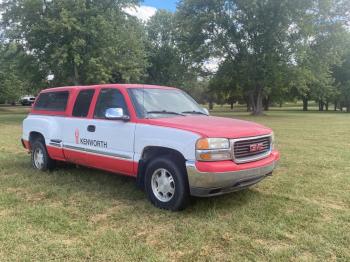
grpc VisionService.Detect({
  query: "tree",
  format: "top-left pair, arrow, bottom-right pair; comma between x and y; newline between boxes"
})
1,0 -> 147,86
208,58 -> 243,110
333,41 -> 350,112
145,10 -> 198,88
289,0 -> 349,111
0,43 -> 44,103
177,0 -> 350,114
176,0 -> 314,115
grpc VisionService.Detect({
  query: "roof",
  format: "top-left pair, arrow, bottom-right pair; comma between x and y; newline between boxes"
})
40,84 -> 178,93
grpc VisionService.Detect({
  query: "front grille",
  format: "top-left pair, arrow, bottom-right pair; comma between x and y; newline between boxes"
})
233,135 -> 271,163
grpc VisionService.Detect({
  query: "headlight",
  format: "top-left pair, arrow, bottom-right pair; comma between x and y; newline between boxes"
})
271,132 -> 275,149
196,138 -> 231,161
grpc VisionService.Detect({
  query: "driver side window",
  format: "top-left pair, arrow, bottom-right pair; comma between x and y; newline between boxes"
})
94,88 -> 129,119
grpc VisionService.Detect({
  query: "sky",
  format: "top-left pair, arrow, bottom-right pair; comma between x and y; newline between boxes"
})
143,0 -> 178,12
124,1 -> 179,22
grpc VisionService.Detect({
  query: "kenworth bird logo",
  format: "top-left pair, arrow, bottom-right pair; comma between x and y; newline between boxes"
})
75,128 -> 79,144
249,143 -> 264,152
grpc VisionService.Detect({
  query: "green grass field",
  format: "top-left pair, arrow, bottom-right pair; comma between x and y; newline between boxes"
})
0,106 -> 349,261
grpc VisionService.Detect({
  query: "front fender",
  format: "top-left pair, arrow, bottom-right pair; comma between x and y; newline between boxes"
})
134,124 -> 201,162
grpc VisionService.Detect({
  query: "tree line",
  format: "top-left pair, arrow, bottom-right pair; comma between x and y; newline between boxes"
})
0,0 -> 350,114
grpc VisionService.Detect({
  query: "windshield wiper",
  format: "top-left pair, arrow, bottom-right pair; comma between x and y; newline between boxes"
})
146,110 -> 185,116
181,110 -> 207,115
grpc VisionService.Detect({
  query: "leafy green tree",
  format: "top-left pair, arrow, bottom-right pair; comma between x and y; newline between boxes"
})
177,0 -> 350,114
0,43 -> 44,103
1,0 -> 147,86
292,0 -> 349,111
209,59 -> 243,110
333,45 -> 350,112
177,0 -> 312,115
145,10 -> 198,88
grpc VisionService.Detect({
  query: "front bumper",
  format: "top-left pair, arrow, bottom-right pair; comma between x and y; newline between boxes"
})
186,152 -> 279,197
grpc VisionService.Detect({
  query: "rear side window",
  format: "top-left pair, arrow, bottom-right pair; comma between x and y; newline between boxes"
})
72,89 -> 95,117
34,91 -> 69,111
94,89 -> 129,119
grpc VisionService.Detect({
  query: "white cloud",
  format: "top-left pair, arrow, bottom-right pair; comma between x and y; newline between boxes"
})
124,5 -> 157,22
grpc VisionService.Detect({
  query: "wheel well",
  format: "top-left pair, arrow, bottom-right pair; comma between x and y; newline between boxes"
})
29,132 -> 45,146
136,146 -> 187,189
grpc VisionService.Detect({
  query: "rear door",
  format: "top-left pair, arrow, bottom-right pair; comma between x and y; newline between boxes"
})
62,88 -> 96,165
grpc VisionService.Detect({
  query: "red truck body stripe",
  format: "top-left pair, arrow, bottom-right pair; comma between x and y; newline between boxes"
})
62,148 -> 137,176
23,139 -> 137,177
45,146 -> 137,177
46,145 -> 66,161
22,139 -> 30,150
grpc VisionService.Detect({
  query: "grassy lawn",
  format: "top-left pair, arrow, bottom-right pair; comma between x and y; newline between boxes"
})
0,106 -> 349,261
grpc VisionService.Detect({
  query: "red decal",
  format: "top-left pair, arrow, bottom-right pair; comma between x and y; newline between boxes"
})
75,128 -> 79,144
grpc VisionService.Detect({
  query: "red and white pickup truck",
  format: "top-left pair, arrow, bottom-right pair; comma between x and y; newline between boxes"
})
22,84 -> 280,210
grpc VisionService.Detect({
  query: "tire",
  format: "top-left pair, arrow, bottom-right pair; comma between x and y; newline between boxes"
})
144,156 -> 190,211
31,139 -> 55,171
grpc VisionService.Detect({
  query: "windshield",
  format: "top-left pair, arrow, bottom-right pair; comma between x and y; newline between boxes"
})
128,88 -> 205,118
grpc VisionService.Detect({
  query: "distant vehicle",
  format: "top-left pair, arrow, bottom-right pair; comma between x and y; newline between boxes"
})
21,84 -> 279,210
20,95 -> 36,106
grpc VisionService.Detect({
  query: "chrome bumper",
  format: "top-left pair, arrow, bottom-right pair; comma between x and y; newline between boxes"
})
186,160 -> 278,197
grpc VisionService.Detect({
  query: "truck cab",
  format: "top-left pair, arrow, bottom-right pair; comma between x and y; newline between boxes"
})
22,84 -> 280,210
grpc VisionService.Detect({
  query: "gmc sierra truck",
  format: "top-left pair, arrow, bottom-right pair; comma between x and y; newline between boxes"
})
21,84 -> 280,210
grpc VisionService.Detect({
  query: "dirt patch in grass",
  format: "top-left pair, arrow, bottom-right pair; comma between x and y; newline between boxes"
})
6,187 -> 47,203
90,203 -> 130,224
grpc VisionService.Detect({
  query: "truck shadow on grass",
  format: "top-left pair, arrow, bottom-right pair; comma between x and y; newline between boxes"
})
57,163 -> 270,214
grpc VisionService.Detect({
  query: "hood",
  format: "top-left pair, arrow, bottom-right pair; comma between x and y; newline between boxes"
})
142,115 -> 272,138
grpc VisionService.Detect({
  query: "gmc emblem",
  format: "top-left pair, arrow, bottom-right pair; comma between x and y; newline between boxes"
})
249,143 -> 264,152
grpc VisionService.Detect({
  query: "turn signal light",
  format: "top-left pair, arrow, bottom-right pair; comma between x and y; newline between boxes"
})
196,138 -> 230,150
196,139 -> 210,150
199,153 -> 212,161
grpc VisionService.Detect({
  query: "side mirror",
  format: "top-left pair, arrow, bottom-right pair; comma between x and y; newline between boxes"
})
202,108 -> 209,115
105,108 -> 130,121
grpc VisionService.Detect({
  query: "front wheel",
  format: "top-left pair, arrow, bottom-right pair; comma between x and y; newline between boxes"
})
145,157 -> 190,211
31,139 -> 55,171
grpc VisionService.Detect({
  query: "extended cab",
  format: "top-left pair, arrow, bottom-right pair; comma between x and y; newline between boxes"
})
22,84 -> 280,210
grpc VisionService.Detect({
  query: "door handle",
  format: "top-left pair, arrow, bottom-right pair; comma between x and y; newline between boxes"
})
87,125 -> 96,132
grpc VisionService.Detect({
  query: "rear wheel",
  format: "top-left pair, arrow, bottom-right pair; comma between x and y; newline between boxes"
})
31,139 -> 55,171
145,156 -> 189,211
